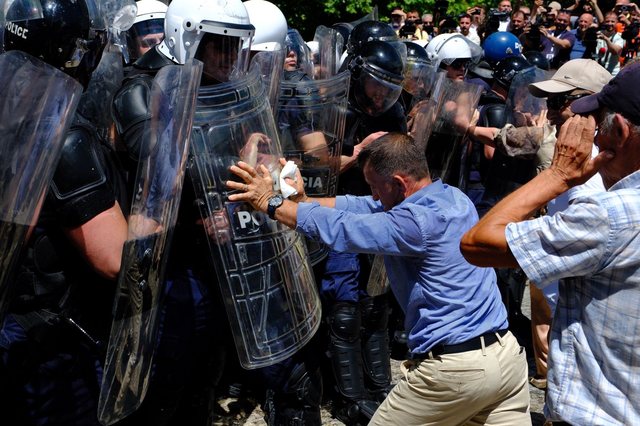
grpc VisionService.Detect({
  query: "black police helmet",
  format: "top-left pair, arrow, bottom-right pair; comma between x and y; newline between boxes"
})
493,56 -> 532,88
350,40 -> 404,83
3,0 -> 106,87
403,40 -> 429,62
523,50 -> 550,71
348,40 -> 404,117
348,20 -> 398,55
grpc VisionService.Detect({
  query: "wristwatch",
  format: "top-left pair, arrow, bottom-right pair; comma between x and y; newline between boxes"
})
267,194 -> 284,220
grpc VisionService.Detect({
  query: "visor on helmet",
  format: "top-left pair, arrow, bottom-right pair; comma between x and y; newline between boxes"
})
353,68 -> 403,117
3,0 -> 44,21
195,32 -> 250,84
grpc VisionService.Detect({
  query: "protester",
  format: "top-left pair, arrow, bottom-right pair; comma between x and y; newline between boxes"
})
226,132 -> 531,425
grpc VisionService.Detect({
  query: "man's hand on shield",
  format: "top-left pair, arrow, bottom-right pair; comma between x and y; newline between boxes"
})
226,161 -> 275,212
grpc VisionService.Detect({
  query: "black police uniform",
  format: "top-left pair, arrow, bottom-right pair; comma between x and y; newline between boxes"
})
0,113 -> 129,425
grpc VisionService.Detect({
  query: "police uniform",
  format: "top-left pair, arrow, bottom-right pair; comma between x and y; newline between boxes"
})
0,113 -> 129,425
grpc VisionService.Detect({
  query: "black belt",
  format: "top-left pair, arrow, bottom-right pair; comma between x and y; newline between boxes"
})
410,329 -> 509,359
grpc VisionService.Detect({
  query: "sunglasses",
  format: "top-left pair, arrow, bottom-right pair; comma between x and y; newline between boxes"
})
546,93 -> 588,110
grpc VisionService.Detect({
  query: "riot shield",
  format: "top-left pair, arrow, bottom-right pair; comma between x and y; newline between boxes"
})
77,49 -> 124,144
502,67 -> 552,158
0,50 -> 83,321
277,70 -> 350,265
250,48 -> 286,117
285,29 -> 315,79
407,67 -> 445,145
426,78 -> 482,187
97,59 -> 202,426
312,25 -> 345,79
190,66 -> 322,369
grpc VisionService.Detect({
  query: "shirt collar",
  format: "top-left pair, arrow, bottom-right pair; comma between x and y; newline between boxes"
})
400,178 -> 443,206
609,170 -> 640,192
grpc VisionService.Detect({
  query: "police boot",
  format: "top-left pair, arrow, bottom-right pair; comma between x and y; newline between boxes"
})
360,295 -> 392,402
263,364 -> 322,426
327,302 -> 378,424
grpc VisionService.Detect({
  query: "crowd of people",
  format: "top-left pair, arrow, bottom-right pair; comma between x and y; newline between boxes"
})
391,0 -> 640,75
1,0 -> 639,425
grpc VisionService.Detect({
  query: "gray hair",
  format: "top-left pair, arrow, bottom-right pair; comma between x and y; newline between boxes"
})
599,108 -> 640,138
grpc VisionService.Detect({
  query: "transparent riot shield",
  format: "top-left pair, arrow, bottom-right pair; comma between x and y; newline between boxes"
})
285,29 -> 315,79
190,66 -> 322,369
426,78 -> 482,186
277,70 -> 350,265
502,67 -> 551,158
77,49 -> 124,144
250,48 -> 286,117
313,25 -> 344,79
0,50 -> 83,321
407,67 -> 445,145
97,59 -> 202,426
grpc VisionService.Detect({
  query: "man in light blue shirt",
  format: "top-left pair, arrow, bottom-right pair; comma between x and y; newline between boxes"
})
227,132 -> 530,425
462,63 -> 640,425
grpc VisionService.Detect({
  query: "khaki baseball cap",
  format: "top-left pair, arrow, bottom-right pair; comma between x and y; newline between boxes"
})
547,1 -> 562,11
528,59 -> 612,98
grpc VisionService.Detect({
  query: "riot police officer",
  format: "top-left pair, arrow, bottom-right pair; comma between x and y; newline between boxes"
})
111,0 -> 255,423
0,0 -> 129,424
471,56 -> 539,327
322,38 -> 406,424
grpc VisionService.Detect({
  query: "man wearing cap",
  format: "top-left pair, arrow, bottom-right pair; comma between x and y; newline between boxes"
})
525,58 -> 610,392
461,63 -> 640,425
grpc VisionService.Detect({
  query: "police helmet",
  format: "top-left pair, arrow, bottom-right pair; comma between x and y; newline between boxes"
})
493,56 -> 532,88
284,28 -> 314,78
347,20 -> 399,55
158,0 -> 254,81
426,33 -> 482,70
523,50 -> 550,70
245,0 -> 287,52
402,40 -> 435,96
348,40 -> 404,117
126,0 -> 167,62
3,0 -> 108,87
482,31 -> 522,63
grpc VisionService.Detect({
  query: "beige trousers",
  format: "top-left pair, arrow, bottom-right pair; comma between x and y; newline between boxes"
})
369,331 -> 531,426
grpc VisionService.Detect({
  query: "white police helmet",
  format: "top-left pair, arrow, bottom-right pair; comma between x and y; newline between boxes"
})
157,0 -> 254,65
244,0 -> 286,52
